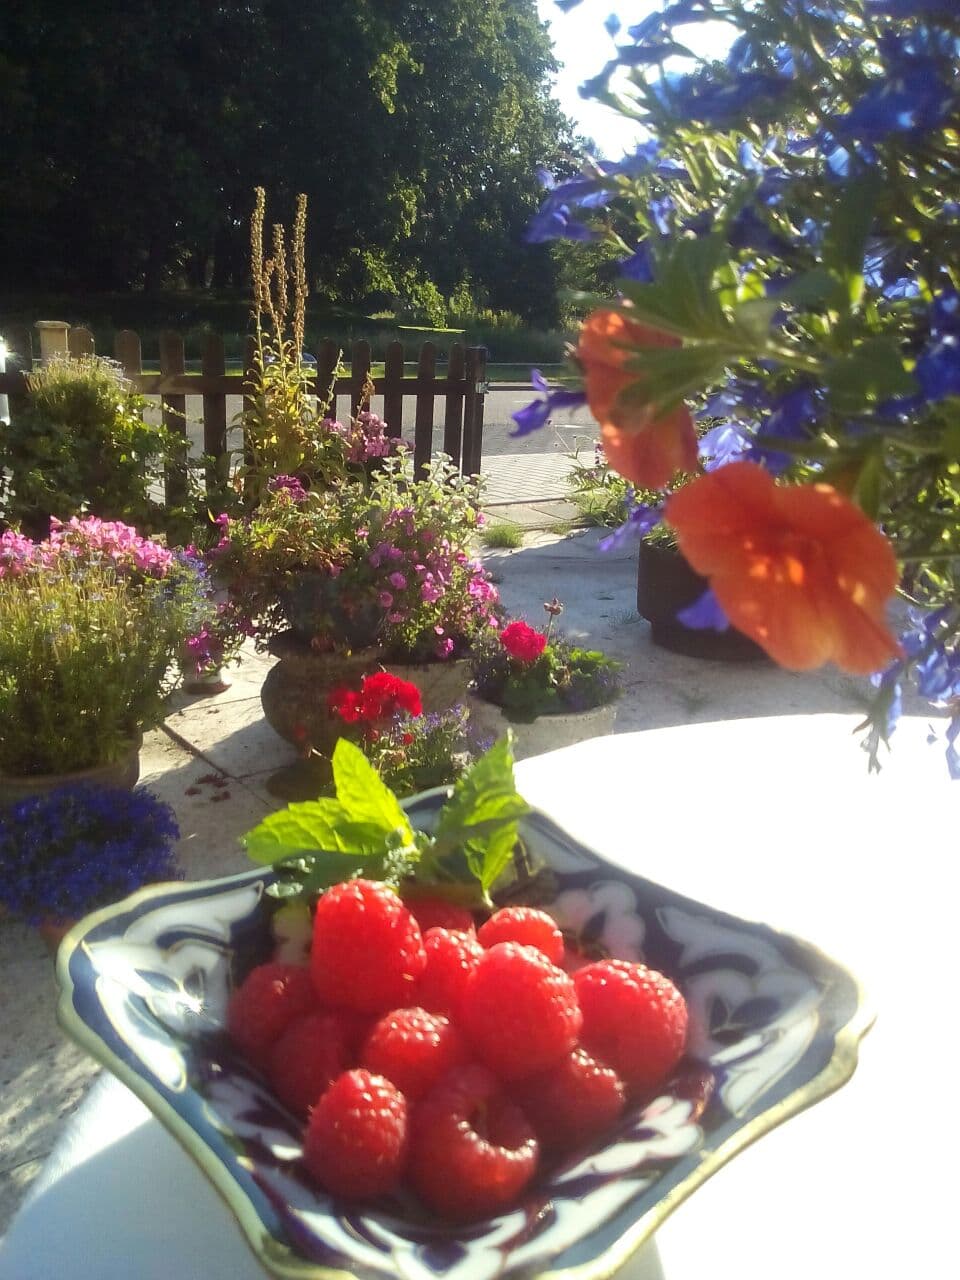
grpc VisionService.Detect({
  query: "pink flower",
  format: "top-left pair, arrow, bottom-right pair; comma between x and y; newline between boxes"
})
436,637 -> 455,658
388,571 -> 407,590
421,581 -> 442,603
379,591 -> 394,608
387,611 -> 406,624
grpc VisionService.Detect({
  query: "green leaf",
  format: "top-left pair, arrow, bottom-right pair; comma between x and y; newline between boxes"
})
331,738 -> 415,850
620,343 -> 732,413
433,736 -> 530,897
852,452 -> 884,520
243,799 -> 399,863
772,269 -> 848,310
822,173 -> 884,307
825,338 -> 915,410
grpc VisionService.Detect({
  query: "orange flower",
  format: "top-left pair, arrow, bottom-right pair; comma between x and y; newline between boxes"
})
664,461 -> 901,674
578,308 -> 698,490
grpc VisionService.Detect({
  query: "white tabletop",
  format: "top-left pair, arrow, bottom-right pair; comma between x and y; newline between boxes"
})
2,713 -> 957,1280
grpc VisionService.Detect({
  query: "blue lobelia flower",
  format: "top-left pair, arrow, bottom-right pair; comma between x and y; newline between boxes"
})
599,493 -> 664,552
676,588 -> 730,632
867,0 -> 958,14
915,334 -> 960,403
728,206 -> 794,255
620,241 -> 656,283
946,716 -> 960,782
747,386 -> 820,473
698,421 -> 751,471
511,372 -> 587,438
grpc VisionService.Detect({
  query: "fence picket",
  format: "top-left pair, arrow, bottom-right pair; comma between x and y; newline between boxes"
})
350,340 -> 371,416
114,330 -> 142,378
383,341 -> 404,439
414,342 -> 437,479
201,334 -> 228,494
443,343 -> 466,467
461,346 -> 487,477
159,331 -> 187,505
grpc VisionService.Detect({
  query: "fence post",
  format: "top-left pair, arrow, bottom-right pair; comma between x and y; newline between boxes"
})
413,342 -> 437,479
461,346 -> 487,477
0,336 -> 8,425
35,321 -> 70,364
442,343 -> 466,468
159,331 -> 188,506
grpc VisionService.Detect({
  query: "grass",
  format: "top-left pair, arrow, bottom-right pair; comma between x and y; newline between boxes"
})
480,522 -> 525,550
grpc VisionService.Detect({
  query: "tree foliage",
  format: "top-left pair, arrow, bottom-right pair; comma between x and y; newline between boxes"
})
0,0 -> 574,322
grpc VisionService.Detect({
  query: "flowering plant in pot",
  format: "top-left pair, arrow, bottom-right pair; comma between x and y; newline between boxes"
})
519,0 -> 960,774
0,518 -> 224,795
469,603 -> 621,758
0,783 -> 181,945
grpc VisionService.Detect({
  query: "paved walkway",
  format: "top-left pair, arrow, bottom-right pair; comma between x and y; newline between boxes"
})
480,450 -> 578,504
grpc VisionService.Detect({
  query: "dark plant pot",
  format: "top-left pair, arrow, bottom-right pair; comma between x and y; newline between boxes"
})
0,735 -> 143,808
260,633 -> 385,749
637,542 -> 768,663
280,571 -> 385,650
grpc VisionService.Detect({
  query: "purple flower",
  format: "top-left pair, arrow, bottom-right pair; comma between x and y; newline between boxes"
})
676,589 -> 730,632
511,372 -> 587,438
388,571 -> 407,590
599,494 -> 664,551
267,474 -> 308,502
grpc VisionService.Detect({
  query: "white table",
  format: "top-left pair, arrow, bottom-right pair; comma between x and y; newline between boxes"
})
2,714 -> 957,1280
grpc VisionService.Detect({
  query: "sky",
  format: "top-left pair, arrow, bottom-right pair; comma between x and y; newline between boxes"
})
535,1 -> 734,158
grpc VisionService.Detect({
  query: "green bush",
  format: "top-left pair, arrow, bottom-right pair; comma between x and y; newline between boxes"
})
0,355 -> 183,536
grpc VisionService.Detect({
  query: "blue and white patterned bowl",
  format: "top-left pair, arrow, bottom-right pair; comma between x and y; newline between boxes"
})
55,792 -> 872,1280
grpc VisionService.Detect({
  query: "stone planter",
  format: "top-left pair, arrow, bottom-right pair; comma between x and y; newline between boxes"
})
468,694 -> 617,762
260,633 -> 385,748
637,541 -> 768,662
0,735 -> 142,808
385,658 -> 473,716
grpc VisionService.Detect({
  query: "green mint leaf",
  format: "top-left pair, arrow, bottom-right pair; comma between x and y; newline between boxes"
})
243,798 -> 400,863
433,736 -> 530,897
331,738 -> 416,850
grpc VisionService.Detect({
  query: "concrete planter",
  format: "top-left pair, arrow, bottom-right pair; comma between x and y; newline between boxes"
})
385,658 -> 472,716
468,694 -> 617,761
260,635 -> 384,749
0,735 -> 142,808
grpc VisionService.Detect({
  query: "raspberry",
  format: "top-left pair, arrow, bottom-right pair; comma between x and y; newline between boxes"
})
303,1069 -> 408,1199
478,906 -> 564,964
404,895 -> 477,936
460,943 -> 582,1081
310,879 -> 426,1014
362,1007 -> 469,1102
512,1048 -> 625,1155
574,960 -> 688,1093
267,1012 -> 352,1117
414,928 -> 483,1019
409,1064 -> 538,1220
226,962 -> 316,1067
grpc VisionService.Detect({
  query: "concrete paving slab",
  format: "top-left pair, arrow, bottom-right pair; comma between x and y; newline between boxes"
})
163,696 -> 296,782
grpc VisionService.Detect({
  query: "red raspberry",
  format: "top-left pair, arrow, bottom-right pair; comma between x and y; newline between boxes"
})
409,1064 -> 538,1220
226,962 -> 316,1067
404,895 -> 477,936
303,1069 -> 408,1199
414,928 -> 483,1019
478,906 -> 564,964
267,1011 -> 351,1117
574,960 -> 688,1093
362,1007 -> 469,1101
512,1048 -> 625,1155
310,879 -> 426,1014
460,943 -> 582,1081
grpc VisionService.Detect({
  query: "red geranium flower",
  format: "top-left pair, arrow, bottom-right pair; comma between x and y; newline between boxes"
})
359,672 -> 423,721
500,620 -> 548,664
328,687 -> 364,723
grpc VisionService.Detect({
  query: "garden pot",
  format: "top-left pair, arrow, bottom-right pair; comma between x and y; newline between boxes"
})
0,735 -> 142,808
260,632 -> 385,749
468,693 -> 617,762
385,658 -> 473,716
637,542 -> 768,663
280,572 -> 385,650
182,666 -> 231,696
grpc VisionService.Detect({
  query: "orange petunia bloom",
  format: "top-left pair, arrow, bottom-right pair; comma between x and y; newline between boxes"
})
664,461 -> 902,674
577,308 -> 699,490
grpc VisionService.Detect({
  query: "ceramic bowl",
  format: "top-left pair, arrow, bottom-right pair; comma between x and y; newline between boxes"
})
55,791 -> 872,1280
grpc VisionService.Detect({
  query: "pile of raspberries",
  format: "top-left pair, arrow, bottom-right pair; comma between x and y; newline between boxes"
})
227,879 -> 688,1221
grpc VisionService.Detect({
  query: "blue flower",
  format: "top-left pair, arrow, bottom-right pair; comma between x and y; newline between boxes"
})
915,335 -> 960,403
747,386 -> 820,472
599,495 -> 664,551
620,241 -> 656,283
728,206 -> 793,256
511,373 -> 587,438
676,589 -> 730,632
698,421 -> 750,471
867,0 -> 958,14
946,716 -> 960,781
656,70 -> 794,127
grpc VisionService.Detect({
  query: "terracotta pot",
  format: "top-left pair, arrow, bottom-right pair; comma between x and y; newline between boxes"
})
0,735 -> 142,808
260,633 -> 385,748
384,658 -> 473,716
637,542 -> 768,662
468,693 -> 617,762
182,667 -> 231,696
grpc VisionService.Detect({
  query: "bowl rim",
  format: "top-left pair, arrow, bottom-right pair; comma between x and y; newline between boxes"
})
54,802 -> 876,1280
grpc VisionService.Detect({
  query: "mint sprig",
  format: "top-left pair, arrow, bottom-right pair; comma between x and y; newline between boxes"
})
242,734 -> 530,905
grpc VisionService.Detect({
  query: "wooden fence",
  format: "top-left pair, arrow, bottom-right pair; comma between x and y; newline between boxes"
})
0,325 -> 488,500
